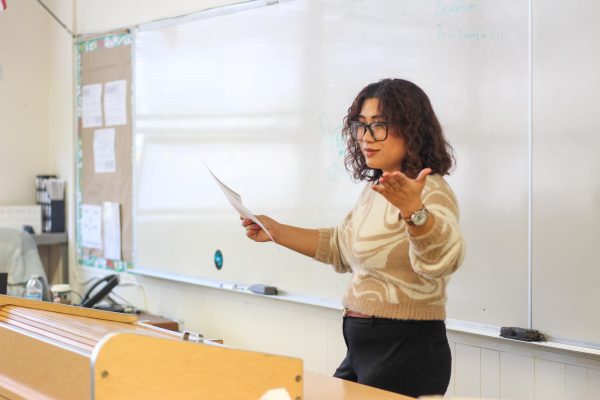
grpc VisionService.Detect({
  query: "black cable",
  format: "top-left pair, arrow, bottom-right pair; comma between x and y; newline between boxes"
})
109,290 -> 134,307
70,290 -> 83,302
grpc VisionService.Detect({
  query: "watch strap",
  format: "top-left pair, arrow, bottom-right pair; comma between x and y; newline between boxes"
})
400,205 -> 428,226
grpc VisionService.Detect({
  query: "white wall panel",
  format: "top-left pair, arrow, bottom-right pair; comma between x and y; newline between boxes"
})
325,318 -> 345,375
481,349 -> 500,399
565,365 -> 587,400
447,341 -> 456,398
455,344 -> 481,398
303,314 -> 329,372
247,303 -> 283,354
587,368 -> 600,400
500,353 -> 534,400
291,311 -> 307,362
535,359 -> 565,400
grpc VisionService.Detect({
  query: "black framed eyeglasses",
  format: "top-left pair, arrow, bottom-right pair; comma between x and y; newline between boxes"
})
349,121 -> 390,141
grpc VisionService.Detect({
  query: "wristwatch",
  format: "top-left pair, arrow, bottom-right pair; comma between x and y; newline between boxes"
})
402,205 -> 429,227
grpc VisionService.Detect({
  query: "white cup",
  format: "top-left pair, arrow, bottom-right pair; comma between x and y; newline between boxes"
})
51,284 -> 72,305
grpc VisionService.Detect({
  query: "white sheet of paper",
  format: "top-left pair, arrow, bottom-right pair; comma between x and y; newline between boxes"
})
104,80 -> 127,126
94,128 -> 116,173
82,84 -> 103,128
81,204 -> 102,249
259,388 -> 291,400
102,202 -> 121,260
204,163 -> 276,243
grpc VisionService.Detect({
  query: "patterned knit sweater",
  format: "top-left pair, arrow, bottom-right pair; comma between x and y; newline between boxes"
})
314,174 -> 465,320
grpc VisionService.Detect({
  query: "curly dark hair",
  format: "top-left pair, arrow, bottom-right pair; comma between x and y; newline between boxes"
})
342,79 -> 455,182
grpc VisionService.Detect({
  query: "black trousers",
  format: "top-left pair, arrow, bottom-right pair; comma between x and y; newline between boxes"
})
334,316 -> 451,398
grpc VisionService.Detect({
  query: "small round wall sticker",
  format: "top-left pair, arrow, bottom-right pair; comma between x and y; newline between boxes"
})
214,249 -> 223,270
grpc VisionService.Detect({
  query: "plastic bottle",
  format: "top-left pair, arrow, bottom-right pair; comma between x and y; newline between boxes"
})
24,275 -> 44,301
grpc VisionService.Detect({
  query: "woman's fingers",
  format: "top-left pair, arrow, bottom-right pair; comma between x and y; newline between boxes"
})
385,173 -> 405,191
245,222 -> 262,231
245,224 -> 263,241
371,184 -> 383,193
373,170 -> 427,199
242,215 -> 275,243
416,168 -> 432,183
377,171 -> 405,192
373,169 -> 431,212
380,172 -> 406,188
241,218 -> 258,227
242,218 -> 261,232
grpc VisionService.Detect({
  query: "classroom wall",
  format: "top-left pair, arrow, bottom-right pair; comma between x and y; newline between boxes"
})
66,1 -> 600,397
0,0 -> 52,205
0,0 -> 74,207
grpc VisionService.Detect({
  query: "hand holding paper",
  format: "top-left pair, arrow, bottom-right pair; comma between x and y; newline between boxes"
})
204,163 -> 276,243
241,215 -> 279,243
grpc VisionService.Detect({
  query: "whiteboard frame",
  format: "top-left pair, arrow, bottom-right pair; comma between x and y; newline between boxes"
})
121,0 -> 600,350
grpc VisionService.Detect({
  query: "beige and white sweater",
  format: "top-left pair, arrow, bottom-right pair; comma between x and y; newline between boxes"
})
314,175 -> 465,320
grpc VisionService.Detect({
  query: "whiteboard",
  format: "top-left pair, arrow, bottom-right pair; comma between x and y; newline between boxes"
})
134,0 -> 530,329
532,1 -> 600,346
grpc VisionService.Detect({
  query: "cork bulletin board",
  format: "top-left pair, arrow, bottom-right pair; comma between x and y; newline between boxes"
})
76,34 -> 133,271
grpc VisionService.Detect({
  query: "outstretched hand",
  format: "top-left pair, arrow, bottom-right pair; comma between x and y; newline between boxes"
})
371,168 -> 432,218
241,215 -> 278,243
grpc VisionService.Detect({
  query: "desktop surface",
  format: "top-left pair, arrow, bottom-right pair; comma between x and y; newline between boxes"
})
304,370 -> 414,400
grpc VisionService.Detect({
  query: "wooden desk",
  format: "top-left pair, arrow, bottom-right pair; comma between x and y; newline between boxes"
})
137,312 -> 179,332
304,370 -> 414,400
0,295 -> 302,399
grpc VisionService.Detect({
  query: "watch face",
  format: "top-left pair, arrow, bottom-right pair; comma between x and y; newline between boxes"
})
411,209 -> 429,226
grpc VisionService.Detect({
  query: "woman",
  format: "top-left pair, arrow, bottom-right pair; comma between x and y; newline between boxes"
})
242,78 -> 465,397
